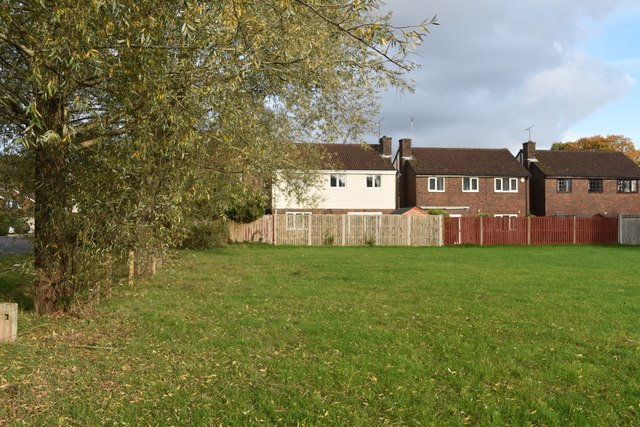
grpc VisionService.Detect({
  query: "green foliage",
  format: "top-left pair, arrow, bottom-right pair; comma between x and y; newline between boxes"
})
0,212 -> 26,236
426,209 -> 450,217
1,245 -> 639,424
0,1 -> 435,313
225,195 -> 266,224
179,220 -> 228,250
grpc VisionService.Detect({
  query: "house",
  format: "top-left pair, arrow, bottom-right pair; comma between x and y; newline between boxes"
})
396,138 -> 531,217
272,138 -> 396,215
518,141 -> 640,216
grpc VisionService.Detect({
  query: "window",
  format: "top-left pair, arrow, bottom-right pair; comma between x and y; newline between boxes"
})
4,199 -> 20,209
462,177 -> 479,192
557,178 -> 572,193
330,174 -> 346,188
366,175 -> 381,188
494,177 -> 518,192
588,179 -> 603,193
428,177 -> 445,192
285,212 -> 311,230
617,179 -> 638,193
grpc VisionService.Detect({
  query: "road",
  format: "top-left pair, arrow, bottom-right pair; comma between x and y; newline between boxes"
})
0,235 -> 33,256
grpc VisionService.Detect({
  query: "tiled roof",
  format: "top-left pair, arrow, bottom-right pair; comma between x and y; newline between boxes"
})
314,143 -> 395,171
408,147 -> 530,177
533,150 -> 640,178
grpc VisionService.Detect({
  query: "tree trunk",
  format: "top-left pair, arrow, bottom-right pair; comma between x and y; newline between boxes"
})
33,98 -> 71,315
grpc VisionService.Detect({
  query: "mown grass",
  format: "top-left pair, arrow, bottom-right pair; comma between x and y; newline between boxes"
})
1,245 -> 639,425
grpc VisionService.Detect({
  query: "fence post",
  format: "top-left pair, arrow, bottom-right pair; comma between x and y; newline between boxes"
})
480,216 -> 484,246
573,216 -> 577,244
0,303 -> 18,343
128,249 -> 135,285
618,214 -> 622,245
527,216 -> 531,246
341,215 -> 346,246
407,216 -> 412,246
438,215 -> 444,247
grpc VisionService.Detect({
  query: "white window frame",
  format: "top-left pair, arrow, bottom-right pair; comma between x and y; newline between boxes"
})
428,177 -> 445,192
462,177 -> 479,192
617,179 -> 638,193
285,212 -> 311,230
557,178 -> 572,193
330,174 -> 346,188
366,175 -> 382,188
494,214 -> 518,230
494,177 -> 518,193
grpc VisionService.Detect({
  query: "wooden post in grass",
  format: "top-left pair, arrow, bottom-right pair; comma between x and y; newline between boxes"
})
128,249 -> 135,285
0,303 -> 18,343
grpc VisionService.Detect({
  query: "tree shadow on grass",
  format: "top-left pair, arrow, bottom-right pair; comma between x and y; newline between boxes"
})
0,256 -> 34,312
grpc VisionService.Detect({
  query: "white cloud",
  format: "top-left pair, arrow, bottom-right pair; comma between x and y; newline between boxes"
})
369,0 -> 638,152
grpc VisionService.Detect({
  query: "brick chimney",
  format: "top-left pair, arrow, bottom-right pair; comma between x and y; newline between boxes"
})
522,141 -> 537,167
379,136 -> 392,158
399,138 -> 412,160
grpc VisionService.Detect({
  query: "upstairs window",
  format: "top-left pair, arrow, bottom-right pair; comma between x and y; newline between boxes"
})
557,178 -> 572,193
366,175 -> 381,188
462,177 -> 479,192
617,179 -> 638,193
330,174 -> 346,188
588,179 -> 603,193
428,177 -> 445,192
495,177 -> 518,192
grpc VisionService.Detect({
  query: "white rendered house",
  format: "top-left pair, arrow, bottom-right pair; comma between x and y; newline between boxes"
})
272,138 -> 397,214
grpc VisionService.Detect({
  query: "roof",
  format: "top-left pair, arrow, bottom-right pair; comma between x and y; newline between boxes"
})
533,150 -> 640,178
315,143 -> 395,171
392,207 -> 428,216
407,147 -> 530,177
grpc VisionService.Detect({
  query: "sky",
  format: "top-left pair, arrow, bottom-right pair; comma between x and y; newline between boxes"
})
367,0 -> 640,155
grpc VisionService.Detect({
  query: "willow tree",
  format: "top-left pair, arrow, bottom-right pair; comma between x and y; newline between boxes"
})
0,0 -> 436,314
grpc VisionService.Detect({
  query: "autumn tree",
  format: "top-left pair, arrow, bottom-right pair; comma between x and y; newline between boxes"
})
552,135 -> 640,164
0,1 -> 436,313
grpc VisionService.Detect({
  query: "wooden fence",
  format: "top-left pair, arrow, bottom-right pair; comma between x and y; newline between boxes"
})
620,215 -> 640,245
228,214 -> 444,246
444,216 -> 619,246
230,214 -> 637,247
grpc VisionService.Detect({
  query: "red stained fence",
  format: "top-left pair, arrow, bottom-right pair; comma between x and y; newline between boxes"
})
444,216 -> 618,246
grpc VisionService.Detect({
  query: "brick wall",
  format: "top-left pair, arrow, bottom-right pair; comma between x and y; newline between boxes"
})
414,176 -> 528,216
544,178 -> 640,215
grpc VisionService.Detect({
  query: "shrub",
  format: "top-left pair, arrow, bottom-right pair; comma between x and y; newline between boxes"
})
426,209 -> 449,217
180,220 -> 228,249
226,195 -> 266,223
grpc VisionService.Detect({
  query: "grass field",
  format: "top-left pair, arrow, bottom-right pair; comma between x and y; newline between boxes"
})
1,245 -> 640,425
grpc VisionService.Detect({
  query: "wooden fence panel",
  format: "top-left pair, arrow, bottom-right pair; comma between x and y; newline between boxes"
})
620,215 -> 640,245
444,217 -> 481,245
576,217 -> 618,244
530,216 -> 573,245
482,217 -> 528,246
228,215 -> 273,243
229,214 -> 443,246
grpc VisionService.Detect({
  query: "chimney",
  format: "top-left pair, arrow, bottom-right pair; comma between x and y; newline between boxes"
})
379,136 -> 392,158
399,138 -> 412,160
522,141 -> 537,167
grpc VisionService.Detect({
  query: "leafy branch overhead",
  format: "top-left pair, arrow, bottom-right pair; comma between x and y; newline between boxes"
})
0,0 -> 437,314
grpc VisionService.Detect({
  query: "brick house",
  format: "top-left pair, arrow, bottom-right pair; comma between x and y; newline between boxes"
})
396,139 -> 530,217
272,138 -> 396,214
519,141 -> 640,216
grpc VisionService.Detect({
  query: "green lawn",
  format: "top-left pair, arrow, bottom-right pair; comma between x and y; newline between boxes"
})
1,245 -> 639,425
